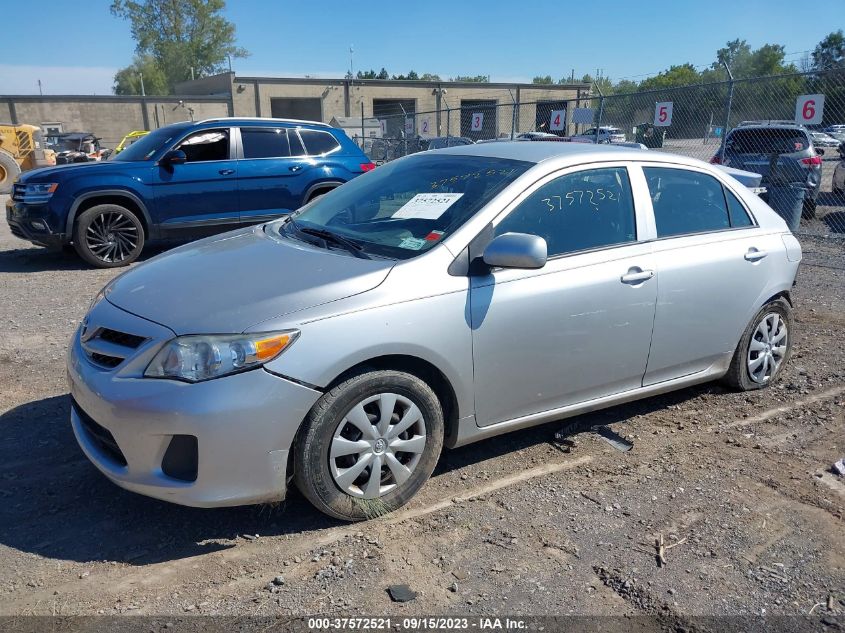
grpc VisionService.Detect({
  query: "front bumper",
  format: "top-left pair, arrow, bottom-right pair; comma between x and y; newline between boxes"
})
67,299 -> 322,508
5,197 -> 67,248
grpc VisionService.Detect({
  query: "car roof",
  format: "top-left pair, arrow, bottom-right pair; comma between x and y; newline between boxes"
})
197,117 -> 331,128
432,140 -> 681,165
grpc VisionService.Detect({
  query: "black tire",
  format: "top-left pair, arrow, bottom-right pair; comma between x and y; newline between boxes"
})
294,369 -> 444,521
72,204 -> 144,268
722,298 -> 793,391
802,197 -> 817,220
0,150 -> 21,195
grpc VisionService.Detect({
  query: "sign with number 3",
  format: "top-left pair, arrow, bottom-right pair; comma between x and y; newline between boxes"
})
654,102 -> 673,127
471,112 -> 484,132
795,94 -> 824,125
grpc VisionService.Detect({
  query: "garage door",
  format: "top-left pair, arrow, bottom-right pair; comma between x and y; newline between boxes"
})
460,100 -> 497,140
270,98 -> 322,122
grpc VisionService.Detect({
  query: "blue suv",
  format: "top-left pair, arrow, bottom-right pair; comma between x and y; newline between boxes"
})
6,118 -> 375,267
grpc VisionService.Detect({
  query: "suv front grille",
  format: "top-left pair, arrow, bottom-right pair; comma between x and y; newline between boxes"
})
81,326 -> 148,369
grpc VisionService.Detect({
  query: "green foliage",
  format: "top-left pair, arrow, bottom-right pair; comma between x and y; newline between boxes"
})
113,55 -> 169,95
451,75 -> 490,83
812,30 -> 845,70
110,0 -> 248,94
391,71 -> 420,80
532,75 -> 553,84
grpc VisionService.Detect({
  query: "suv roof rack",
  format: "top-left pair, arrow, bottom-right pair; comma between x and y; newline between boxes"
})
197,116 -> 331,127
736,120 -> 805,128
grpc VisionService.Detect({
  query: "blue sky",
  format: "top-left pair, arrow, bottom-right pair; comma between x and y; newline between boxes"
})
0,0 -> 841,94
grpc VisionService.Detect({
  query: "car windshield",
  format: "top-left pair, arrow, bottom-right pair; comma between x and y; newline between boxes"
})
279,153 -> 531,260
727,128 -> 809,154
111,125 -> 190,161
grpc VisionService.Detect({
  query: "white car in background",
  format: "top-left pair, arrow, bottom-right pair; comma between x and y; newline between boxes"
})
571,126 -> 627,144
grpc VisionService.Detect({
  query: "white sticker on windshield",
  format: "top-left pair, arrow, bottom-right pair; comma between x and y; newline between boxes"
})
392,193 -> 464,220
397,237 -> 426,250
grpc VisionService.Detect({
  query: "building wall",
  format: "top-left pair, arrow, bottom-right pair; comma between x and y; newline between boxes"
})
0,96 -> 231,147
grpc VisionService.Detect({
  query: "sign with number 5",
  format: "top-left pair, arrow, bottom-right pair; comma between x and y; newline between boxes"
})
549,109 -> 566,131
795,94 -> 824,125
654,102 -> 673,127
471,112 -> 484,132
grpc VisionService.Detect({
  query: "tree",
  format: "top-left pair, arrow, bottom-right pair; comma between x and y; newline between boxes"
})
812,30 -> 845,70
356,69 -> 377,79
532,75 -> 553,84
451,75 -> 489,82
376,68 -> 389,80
110,0 -> 248,94
419,73 -> 441,81
639,63 -> 701,90
391,70 -> 419,80
714,39 -> 751,73
113,54 -> 169,94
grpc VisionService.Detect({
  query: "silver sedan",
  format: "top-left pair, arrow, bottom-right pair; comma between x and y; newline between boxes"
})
68,142 -> 801,520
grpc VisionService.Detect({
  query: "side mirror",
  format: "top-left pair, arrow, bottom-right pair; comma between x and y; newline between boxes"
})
161,149 -> 187,166
482,232 -> 547,270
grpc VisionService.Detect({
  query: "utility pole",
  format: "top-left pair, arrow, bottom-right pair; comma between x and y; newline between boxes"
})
139,72 -> 145,96
37,79 -> 43,96
349,45 -> 354,79
190,66 -> 195,81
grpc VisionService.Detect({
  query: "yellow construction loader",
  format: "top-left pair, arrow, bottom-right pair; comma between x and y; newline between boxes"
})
0,124 -> 57,194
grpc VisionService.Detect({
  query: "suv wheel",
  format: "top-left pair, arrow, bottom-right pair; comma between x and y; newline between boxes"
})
294,369 -> 444,521
73,204 -> 144,268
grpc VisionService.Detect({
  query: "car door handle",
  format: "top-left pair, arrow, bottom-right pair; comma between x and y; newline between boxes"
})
620,268 -> 655,284
289,165 -> 304,173
744,248 -> 768,262
218,168 -> 235,176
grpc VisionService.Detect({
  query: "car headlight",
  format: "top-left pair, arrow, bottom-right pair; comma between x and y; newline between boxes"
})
24,183 -> 59,198
144,331 -> 299,382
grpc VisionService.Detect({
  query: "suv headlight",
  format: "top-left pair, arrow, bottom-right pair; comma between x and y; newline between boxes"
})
144,331 -> 299,382
24,183 -> 59,198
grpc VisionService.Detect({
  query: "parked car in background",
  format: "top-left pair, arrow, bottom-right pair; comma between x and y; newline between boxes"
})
823,124 -> 845,135
711,122 -> 822,217
515,131 -> 563,141
833,143 -> 845,195
68,142 -> 800,519
425,136 -> 474,150
6,118 -> 375,267
50,132 -> 106,164
571,126 -> 626,144
810,131 -> 840,148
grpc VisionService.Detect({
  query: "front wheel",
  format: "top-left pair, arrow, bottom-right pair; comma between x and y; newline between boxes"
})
722,298 -> 793,391
73,204 -> 144,268
294,370 -> 444,521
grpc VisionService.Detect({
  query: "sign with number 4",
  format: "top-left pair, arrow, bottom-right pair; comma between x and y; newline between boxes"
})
654,102 -> 673,127
471,112 -> 484,132
795,94 -> 824,126
549,109 -> 566,131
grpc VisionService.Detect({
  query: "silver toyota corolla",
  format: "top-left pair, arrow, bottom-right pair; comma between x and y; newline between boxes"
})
68,142 -> 802,520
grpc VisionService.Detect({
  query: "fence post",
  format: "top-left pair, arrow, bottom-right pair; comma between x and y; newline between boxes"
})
509,89 -> 517,139
595,96 -> 605,143
360,101 -> 365,145
721,62 -> 734,162
446,107 -> 450,139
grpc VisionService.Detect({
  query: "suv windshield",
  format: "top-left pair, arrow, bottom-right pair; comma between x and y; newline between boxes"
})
112,125 -> 191,161
279,153 -> 531,259
726,128 -> 809,154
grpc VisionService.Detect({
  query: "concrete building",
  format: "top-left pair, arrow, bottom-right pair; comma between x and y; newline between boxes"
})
0,73 -> 591,148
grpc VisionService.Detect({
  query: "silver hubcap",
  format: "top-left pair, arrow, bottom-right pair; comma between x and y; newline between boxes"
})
747,312 -> 787,384
329,393 -> 426,499
86,211 -> 138,263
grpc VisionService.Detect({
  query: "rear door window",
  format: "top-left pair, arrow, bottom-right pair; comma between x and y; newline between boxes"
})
299,130 -> 341,156
644,167 -> 732,237
241,128 -> 291,158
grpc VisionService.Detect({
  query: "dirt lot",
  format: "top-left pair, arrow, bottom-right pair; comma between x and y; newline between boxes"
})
0,195 -> 843,626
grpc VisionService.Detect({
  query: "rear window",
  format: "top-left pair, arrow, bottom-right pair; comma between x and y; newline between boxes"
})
726,128 -> 809,154
299,129 -> 341,155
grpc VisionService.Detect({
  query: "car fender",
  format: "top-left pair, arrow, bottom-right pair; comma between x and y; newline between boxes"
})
303,179 -> 346,202
65,188 -> 154,237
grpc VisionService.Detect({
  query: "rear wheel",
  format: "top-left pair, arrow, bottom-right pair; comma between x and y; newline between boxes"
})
0,151 -> 21,195
722,298 -> 793,391
72,204 -> 144,268
294,369 -> 444,521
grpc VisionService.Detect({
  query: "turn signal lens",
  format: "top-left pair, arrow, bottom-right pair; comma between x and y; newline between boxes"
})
255,333 -> 293,361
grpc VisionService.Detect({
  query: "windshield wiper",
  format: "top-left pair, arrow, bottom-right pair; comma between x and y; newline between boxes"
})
292,222 -> 371,259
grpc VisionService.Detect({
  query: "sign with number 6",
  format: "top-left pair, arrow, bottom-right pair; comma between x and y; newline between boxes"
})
654,102 -> 673,127
549,109 -> 566,131
795,94 -> 824,125
471,112 -> 484,132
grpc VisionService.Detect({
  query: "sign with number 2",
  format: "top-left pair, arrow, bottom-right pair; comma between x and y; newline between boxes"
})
471,112 -> 484,132
795,94 -> 824,125
654,102 -> 673,127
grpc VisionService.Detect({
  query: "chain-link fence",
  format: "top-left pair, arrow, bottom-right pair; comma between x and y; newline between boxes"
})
349,68 -> 845,237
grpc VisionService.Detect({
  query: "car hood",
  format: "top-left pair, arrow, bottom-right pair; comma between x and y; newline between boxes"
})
105,226 -> 394,335
21,160 -> 141,182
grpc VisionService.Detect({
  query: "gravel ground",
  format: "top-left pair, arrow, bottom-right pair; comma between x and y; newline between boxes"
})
0,194 -> 843,626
